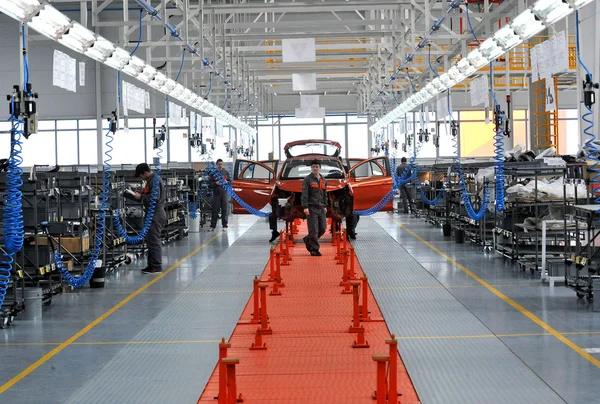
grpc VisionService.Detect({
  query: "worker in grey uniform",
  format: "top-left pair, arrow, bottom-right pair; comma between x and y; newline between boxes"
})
133,163 -> 166,274
210,159 -> 230,231
301,160 -> 328,256
396,157 -> 412,214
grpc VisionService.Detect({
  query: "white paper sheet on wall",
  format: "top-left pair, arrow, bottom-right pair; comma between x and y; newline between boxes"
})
53,49 -> 76,93
470,74 -> 489,107
282,38 -> 316,63
545,79 -> 557,111
79,62 -> 85,87
123,81 -> 146,114
169,102 -> 182,126
292,73 -> 317,91
436,95 -> 447,121
145,91 -> 151,110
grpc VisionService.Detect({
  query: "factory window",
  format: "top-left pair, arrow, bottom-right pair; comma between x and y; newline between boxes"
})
109,129 -> 145,165
325,115 -> 347,123
258,126 -> 276,161
78,120 -> 96,130
38,120 -> 56,130
280,125 -> 324,158
325,125 -> 346,157
78,130 -> 98,165
21,131 -> 56,167
347,115 -> 367,123
347,124 -> 369,159
280,116 -> 323,125
169,128 -> 190,163
57,120 -> 78,130
57,131 -> 79,165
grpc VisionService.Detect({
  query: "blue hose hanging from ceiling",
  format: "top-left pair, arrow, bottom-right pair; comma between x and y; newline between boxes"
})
490,65 -> 506,213
575,10 -> 600,210
1,26 -> 29,306
52,130 -> 114,287
354,141 -> 422,216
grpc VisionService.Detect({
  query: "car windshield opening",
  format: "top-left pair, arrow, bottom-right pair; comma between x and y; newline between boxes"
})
281,160 -> 345,180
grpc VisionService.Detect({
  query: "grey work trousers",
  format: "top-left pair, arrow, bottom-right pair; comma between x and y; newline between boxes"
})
211,192 -> 228,228
306,206 -> 327,252
400,186 -> 413,213
146,215 -> 165,270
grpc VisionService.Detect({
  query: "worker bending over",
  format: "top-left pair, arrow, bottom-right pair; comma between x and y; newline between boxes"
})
302,160 -> 328,256
396,157 -> 413,214
210,159 -> 230,231
133,163 -> 166,274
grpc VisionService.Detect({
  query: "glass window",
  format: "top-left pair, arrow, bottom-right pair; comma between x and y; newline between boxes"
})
79,130 -> 98,165
0,121 -> 11,133
459,110 -> 486,121
258,126 -> 276,161
325,115 -> 346,123
21,132 -> 56,167
325,125 -> 346,156
57,130 -> 78,165
438,121 -> 458,157
241,163 -> 273,181
57,120 -> 77,130
169,128 -> 190,163
280,125 -> 324,158
514,110 -> 527,120
348,115 -> 368,123
513,121 -> 528,149
108,129 -> 145,165
146,130 -> 161,164
558,119 -> 580,155
558,109 -> 578,119
78,119 -> 96,129
350,160 -> 386,178
280,159 -> 344,180
460,121 -> 496,157
0,133 -> 10,157
280,116 -> 323,125
38,120 -> 55,130
347,124 -> 368,158
128,118 -> 146,128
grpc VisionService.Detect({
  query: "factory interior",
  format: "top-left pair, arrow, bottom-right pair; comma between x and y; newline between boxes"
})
2,0 -> 600,403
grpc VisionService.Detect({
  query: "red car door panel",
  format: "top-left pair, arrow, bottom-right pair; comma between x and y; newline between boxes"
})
232,160 -> 276,214
348,157 -> 394,212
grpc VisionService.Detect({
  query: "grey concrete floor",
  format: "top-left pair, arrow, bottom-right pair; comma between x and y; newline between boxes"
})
1,212 -> 600,403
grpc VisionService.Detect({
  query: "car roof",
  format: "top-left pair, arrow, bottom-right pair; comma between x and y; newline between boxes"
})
285,155 -> 340,163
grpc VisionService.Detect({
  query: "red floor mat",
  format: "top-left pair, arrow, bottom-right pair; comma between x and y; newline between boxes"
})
198,226 -> 419,403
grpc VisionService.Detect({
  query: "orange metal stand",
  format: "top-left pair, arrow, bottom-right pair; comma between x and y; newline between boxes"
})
386,335 -> 399,404
372,355 -> 390,404
216,338 -> 231,404
257,284 -> 273,335
222,358 -> 243,404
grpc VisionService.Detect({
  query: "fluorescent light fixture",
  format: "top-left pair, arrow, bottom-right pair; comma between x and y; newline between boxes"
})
533,0 -> 573,23
0,0 -> 41,22
493,26 -> 523,51
425,83 -> 438,97
180,89 -> 194,102
169,83 -> 185,99
479,38 -> 504,61
27,5 -> 70,40
84,36 -> 114,62
103,47 -> 131,70
448,66 -> 466,82
467,49 -> 489,69
149,72 -> 167,90
58,23 -> 96,53
431,77 -> 445,91
439,73 -> 456,89
456,58 -> 476,76
567,0 -> 594,7
122,55 -> 145,77
511,9 -> 545,39
137,64 -> 157,83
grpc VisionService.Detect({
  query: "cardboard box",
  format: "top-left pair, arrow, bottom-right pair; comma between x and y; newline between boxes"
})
34,236 -> 90,253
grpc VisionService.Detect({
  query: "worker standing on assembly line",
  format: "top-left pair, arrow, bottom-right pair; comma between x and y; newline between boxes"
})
133,163 -> 166,274
209,159 -> 230,231
302,160 -> 328,256
396,157 -> 412,214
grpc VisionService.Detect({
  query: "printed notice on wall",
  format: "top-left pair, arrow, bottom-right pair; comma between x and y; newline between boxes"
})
53,49 -> 76,93
79,62 -> 85,87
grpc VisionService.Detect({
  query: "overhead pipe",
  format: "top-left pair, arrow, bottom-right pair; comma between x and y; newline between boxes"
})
363,0 -> 462,114
133,0 -> 262,116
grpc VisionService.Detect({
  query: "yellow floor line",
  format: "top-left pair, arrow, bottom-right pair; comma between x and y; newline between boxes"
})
77,289 -> 252,295
373,283 -> 538,291
0,340 -> 222,347
0,232 -> 223,395
394,219 -> 600,368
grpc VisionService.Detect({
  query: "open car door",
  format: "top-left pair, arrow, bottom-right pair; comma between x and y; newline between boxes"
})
347,157 -> 394,212
232,160 -> 276,214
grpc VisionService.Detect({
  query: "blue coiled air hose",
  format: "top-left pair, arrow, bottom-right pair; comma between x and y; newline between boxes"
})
354,141 -> 422,216
188,183 -> 207,219
51,130 -> 114,287
112,145 -> 162,244
204,161 -> 271,218
0,112 -> 25,306
575,10 -> 599,208
489,63 -> 506,213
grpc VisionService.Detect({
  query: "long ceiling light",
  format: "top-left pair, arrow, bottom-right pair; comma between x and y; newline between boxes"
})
0,1 -> 256,136
370,0 -> 594,133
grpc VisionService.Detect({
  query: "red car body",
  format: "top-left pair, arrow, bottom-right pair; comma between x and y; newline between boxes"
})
232,139 -> 393,222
